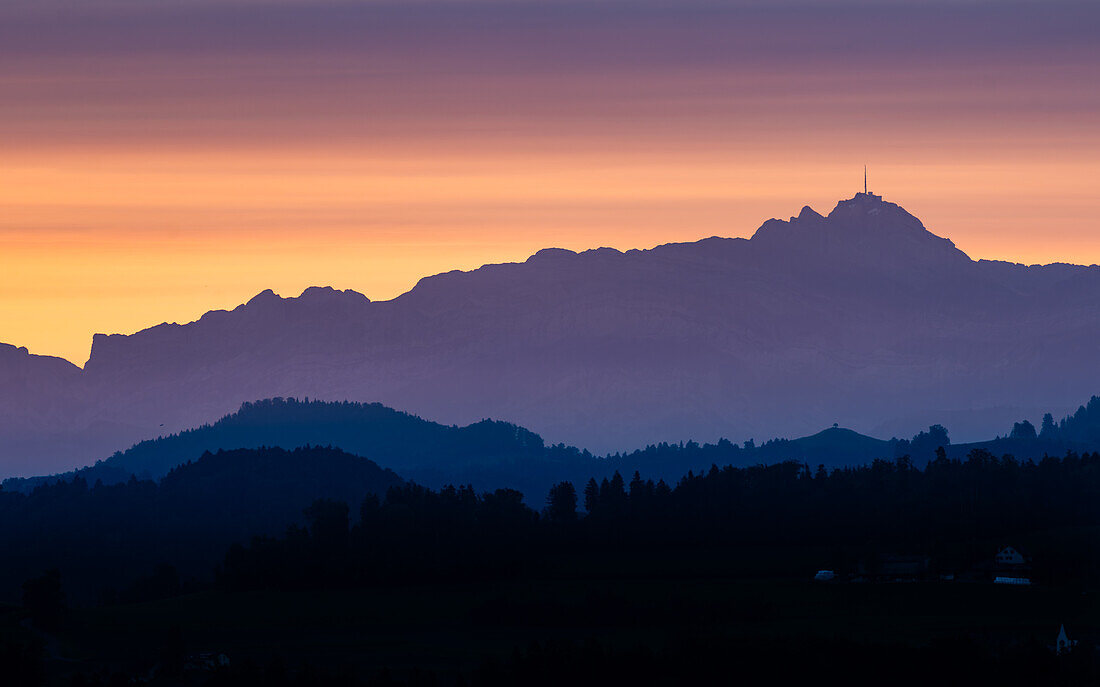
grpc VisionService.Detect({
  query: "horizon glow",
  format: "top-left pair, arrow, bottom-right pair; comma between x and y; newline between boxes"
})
3,1 -> 1099,364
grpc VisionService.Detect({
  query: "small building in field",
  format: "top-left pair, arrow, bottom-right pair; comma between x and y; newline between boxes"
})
995,546 -> 1028,567
990,546 -> 1032,584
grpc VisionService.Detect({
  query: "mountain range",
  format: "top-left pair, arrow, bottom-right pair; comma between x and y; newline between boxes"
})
3,192 -> 1100,477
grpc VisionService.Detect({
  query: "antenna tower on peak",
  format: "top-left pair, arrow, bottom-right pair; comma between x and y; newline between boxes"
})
864,165 -> 867,194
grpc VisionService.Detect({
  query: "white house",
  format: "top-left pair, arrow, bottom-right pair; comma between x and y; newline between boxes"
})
995,546 -> 1026,566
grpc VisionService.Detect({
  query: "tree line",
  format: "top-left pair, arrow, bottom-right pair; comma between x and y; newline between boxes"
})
9,443 -> 1100,605
220,448 -> 1100,591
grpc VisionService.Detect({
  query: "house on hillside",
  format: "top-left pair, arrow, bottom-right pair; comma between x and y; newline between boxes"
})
995,546 -> 1028,567
991,546 -> 1032,585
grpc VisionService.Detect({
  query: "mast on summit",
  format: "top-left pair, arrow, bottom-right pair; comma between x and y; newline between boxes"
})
864,165 -> 867,194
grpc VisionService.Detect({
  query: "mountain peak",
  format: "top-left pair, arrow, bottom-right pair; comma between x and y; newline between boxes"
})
0,342 -> 30,359
828,192 -> 916,224
750,194 -> 970,267
0,341 -> 81,370
527,247 -> 577,263
244,289 -> 281,308
299,286 -> 370,304
797,205 -> 823,221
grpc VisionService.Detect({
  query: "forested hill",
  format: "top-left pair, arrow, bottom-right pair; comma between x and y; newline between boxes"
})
2,398 -> 911,498
5,397 -> 1100,602
9,396 -> 1100,501
947,396 -> 1100,459
0,445 -> 402,602
4,398 -> 547,491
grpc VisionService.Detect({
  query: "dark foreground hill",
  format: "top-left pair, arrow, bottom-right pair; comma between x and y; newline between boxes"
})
5,193 -> 1100,476
11,445 -> 1100,685
0,445 -> 402,602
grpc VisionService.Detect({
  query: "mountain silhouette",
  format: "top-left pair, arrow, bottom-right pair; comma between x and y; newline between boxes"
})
3,398 -> 550,493
3,193 -> 1100,476
0,342 -> 81,427
11,394 -> 1100,505
752,426 -> 893,466
3,398 -> 899,498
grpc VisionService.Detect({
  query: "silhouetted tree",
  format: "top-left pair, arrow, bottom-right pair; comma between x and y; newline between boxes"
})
546,482 -> 578,523
360,493 -> 382,527
583,479 -> 600,514
654,480 -> 671,500
1040,413 -> 1057,440
304,499 -> 350,553
604,472 -> 627,512
1011,420 -> 1037,440
910,424 -> 950,459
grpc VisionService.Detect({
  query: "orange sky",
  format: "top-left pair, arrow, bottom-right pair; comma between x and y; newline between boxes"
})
2,1 -> 1099,364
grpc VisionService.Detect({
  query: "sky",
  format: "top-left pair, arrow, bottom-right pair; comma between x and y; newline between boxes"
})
2,0 -> 1099,364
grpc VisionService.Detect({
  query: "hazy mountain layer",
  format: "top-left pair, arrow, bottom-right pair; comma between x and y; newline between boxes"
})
3,193 -> 1100,476
0,398 -> 900,498
3,398 -> 550,493
9,395 -> 1100,505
